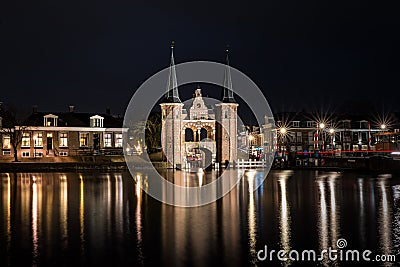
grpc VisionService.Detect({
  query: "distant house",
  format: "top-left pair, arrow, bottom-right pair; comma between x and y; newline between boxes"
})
0,106 -> 127,158
263,111 -> 400,156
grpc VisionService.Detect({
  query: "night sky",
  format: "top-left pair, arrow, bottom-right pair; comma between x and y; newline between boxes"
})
1,0 -> 399,117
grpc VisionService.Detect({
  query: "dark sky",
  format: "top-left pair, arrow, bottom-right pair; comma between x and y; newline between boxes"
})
1,0 -> 399,117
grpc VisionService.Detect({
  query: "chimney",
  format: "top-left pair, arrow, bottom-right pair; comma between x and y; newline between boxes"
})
32,105 -> 38,114
106,107 -> 111,115
69,105 -> 75,113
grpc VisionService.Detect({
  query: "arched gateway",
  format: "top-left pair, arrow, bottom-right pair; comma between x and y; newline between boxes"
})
160,44 -> 238,169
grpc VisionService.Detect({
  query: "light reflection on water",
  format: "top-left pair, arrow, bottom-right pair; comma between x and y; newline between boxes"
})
377,178 -> 393,267
393,185 -> 400,262
277,170 -> 291,266
246,170 -> 257,265
0,171 -> 399,266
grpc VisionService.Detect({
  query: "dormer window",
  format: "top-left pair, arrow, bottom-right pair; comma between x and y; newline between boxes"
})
307,121 -> 316,128
44,114 -> 58,127
90,115 -> 104,128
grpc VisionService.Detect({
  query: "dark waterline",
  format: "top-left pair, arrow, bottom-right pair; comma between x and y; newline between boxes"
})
1,170 -> 399,266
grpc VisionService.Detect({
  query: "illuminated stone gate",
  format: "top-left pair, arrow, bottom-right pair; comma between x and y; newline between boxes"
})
160,44 -> 238,169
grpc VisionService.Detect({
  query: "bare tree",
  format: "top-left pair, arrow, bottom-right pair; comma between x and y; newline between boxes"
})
0,105 -> 27,162
145,112 -> 161,151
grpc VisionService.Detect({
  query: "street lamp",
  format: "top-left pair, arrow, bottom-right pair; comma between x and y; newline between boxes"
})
319,123 -> 326,151
380,124 -> 386,130
278,127 -> 288,157
329,128 -> 335,152
248,134 -> 255,158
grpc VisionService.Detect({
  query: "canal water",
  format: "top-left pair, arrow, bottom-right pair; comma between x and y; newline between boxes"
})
0,170 -> 399,266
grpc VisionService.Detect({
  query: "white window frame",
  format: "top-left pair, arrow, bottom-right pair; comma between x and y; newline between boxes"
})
22,151 -> 30,157
3,151 -> 11,156
80,132 -> 89,147
43,114 -> 58,127
307,121 -> 315,128
59,133 -> 68,147
34,132 -> 43,148
59,151 -> 68,156
21,133 -> 30,148
3,136 -> 11,149
115,133 -> 123,148
90,115 -> 104,128
292,121 -> 300,128
104,133 -> 113,148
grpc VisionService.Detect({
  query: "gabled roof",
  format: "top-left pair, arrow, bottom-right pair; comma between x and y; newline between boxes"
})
23,111 -> 123,128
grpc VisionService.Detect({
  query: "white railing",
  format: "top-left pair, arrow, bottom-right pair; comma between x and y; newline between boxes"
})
235,159 -> 268,169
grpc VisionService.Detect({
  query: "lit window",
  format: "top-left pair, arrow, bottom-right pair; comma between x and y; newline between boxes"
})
60,133 -> 68,147
44,115 -> 58,127
3,136 -> 11,149
22,133 -> 30,147
115,133 -> 123,147
307,121 -> 315,128
104,133 -> 112,147
34,132 -> 43,147
80,133 -> 89,147
90,115 -> 104,127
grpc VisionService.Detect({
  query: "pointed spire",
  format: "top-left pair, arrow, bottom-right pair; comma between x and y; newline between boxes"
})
223,46 -> 236,103
164,40 -> 181,103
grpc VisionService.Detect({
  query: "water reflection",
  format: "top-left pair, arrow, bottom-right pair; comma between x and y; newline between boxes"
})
135,174 -> 144,265
79,174 -> 85,257
60,175 -> 68,250
358,178 -> 367,245
328,174 -> 340,249
317,178 -> 328,254
2,173 -> 12,265
32,175 -> 40,265
156,169 -> 243,207
1,171 -> 400,267
316,172 -> 341,266
246,170 -> 257,265
377,177 -> 393,265
277,171 -> 291,256
393,185 -> 400,261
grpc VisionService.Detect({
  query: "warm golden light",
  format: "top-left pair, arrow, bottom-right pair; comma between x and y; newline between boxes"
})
329,128 -> 335,134
279,127 -> 287,135
380,124 -> 386,130
246,171 -> 257,264
136,174 -> 142,198
79,174 -> 85,252
319,123 -> 325,129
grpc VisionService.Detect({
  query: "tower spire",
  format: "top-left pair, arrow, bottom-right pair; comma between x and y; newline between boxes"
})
222,46 -> 236,103
165,41 -> 181,103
